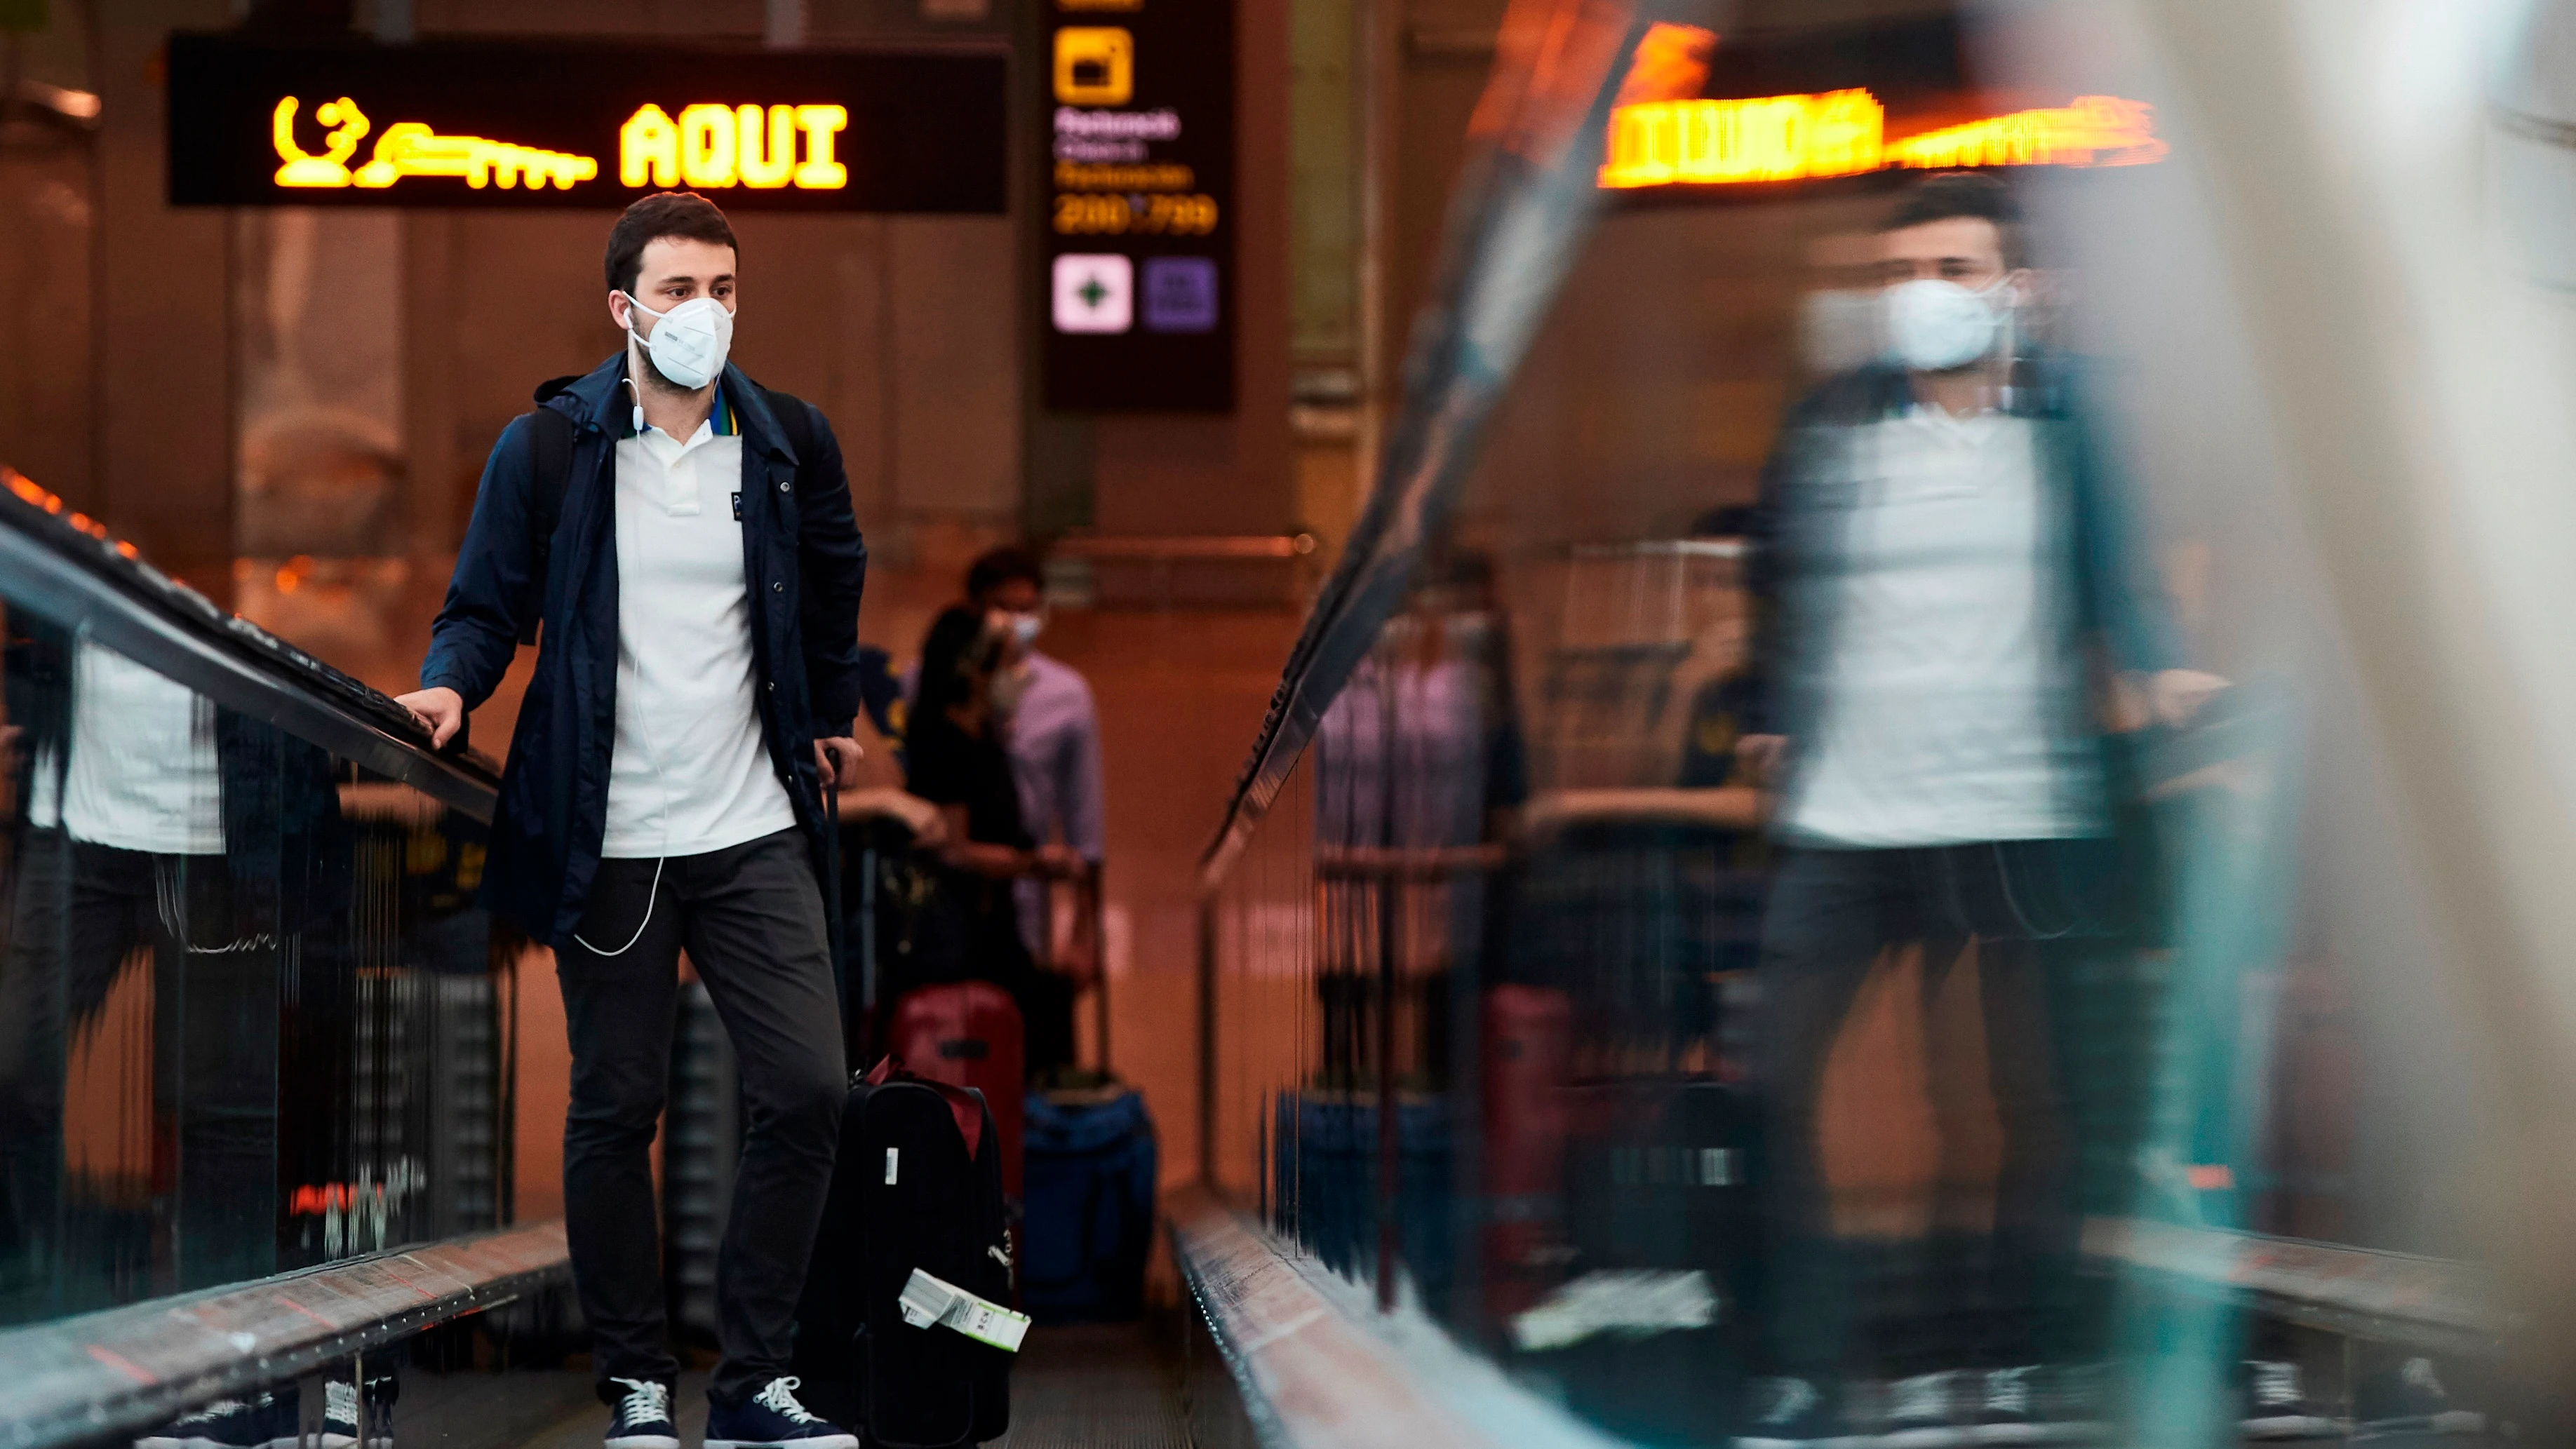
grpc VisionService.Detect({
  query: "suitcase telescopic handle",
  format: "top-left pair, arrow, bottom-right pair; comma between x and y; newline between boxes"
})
824,769 -> 846,1027
1086,862 -> 1110,1074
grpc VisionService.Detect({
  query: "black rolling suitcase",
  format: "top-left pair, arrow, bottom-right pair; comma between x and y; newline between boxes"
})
1532,1078 -> 1763,1445
794,1058 -> 1023,1448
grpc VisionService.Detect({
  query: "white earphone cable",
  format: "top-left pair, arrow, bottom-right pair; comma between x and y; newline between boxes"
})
575,854 -> 666,956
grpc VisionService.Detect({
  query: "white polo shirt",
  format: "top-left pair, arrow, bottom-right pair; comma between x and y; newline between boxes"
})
1780,407 -> 2103,847
29,637 -> 225,855
600,393 -> 797,858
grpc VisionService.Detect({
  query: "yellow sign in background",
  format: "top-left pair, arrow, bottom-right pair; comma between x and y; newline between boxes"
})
1054,28 -> 1134,107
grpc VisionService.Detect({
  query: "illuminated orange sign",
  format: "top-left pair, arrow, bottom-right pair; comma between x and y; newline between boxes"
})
1598,90 -> 2163,190
1599,90 -> 1882,187
619,103 -> 850,190
177,38 -> 1005,212
1885,95 -> 2166,170
273,96 -> 598,189
267,95 -> 851,193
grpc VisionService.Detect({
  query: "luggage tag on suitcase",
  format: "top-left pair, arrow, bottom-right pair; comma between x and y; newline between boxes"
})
897,1267 -> 1031,1352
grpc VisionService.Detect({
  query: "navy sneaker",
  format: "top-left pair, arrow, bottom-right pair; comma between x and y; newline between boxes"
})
2239,1360 -> 2339,1440
704,1377 -> 857,1449
135,1394 -> 293,1449
1972,1366 -> 2045,1445
318,1378 -> 363,1449
603,1377 -> 678,1449
1881,1370 -> 1971,1448
1736,1377 -> 1856,1449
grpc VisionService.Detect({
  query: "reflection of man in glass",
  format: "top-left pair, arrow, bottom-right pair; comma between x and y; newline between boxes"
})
0,627 -> 285,1320
1731,174 -> 2220,1445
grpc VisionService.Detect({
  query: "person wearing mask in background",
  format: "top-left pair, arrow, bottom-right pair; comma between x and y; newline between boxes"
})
902,607 -> 1087,1071
396,192 -> 867,1449
1729,173 -> 2226,1448
962,548 -> 1108,1009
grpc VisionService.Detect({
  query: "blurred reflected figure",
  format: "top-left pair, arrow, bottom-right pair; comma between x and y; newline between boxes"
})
1733,174 -> 2220,1447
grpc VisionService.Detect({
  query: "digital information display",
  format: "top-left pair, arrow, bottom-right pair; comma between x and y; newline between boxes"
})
166,34 -> 1007,213
1040,0 -> 1235,412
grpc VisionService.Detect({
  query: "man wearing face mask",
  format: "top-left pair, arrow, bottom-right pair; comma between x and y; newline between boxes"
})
396,193 -> 867,1449
1728,174 -> 2224,1448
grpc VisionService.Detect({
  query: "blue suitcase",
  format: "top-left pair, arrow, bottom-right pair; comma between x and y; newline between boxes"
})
1019,1088 -> 1157,1321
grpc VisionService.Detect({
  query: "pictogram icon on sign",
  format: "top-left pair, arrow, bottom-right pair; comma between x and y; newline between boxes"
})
1054,27 -> 1134,106
1052,253 -> 1134,333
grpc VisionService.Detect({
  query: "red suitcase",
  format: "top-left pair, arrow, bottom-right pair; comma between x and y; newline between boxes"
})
891,982 -> 1028,1198
1481,984 -> 1574,1323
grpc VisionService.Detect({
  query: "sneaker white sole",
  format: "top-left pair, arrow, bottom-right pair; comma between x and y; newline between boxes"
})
1983,1421 -> 2106,1445
605,1436 -> 680,1449
706,1438 -> 857,1449
2352,1413 -> 2487,1441
2241,1416 -> 2339,1440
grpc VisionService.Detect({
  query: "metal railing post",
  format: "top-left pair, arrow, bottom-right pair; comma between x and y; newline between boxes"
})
1198,891 -> 1219,1191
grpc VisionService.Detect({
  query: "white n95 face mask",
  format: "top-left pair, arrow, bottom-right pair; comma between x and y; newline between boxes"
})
1882,276 -> 2012,373
623,292 -> 735,391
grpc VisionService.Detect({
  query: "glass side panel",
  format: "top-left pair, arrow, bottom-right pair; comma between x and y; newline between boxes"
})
0,595 -> 505,1328
1204,2 -> 2551,1438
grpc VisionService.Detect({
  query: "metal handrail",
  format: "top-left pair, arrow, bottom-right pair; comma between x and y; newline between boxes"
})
1054,532 -> 1319,562
0,468 -> 499,821
1563,539 -> 1745,560
2082,1216 -> 2511,1358
0,1222 -> 570,1449
1312,844 -> 1510,881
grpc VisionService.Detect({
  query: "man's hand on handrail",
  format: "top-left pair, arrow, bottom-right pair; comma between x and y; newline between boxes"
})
395,686 -> 465,748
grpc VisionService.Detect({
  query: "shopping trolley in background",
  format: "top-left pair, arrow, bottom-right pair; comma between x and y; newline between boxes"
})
1531,539 -> 1747,793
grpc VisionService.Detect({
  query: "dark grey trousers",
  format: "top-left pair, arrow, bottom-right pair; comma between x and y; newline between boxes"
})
557,828 -> 845,1403
1756,843 -> 2099,1379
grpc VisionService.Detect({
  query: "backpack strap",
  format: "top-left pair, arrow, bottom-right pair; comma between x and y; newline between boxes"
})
757,383 -> 817,466
516,376 -> 584,646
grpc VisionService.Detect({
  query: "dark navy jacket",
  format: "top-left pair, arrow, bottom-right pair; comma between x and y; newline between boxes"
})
420,354 -> 867,945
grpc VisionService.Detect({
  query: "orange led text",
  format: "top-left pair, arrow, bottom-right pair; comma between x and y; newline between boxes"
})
1599,90 -> 2164,190
619,104 -> 850,191
1885,95 -> 2166,170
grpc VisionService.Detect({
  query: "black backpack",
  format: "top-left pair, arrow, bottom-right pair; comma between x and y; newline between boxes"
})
515,373 -> 819,645
793,1057 -> 1016,1447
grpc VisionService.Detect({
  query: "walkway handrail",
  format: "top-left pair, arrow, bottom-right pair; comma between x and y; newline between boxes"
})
0,467 -> 499,821
2083,1216 -> 2512,1358
0,1222 -> 570,1449
1194,1 -> 1642,892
